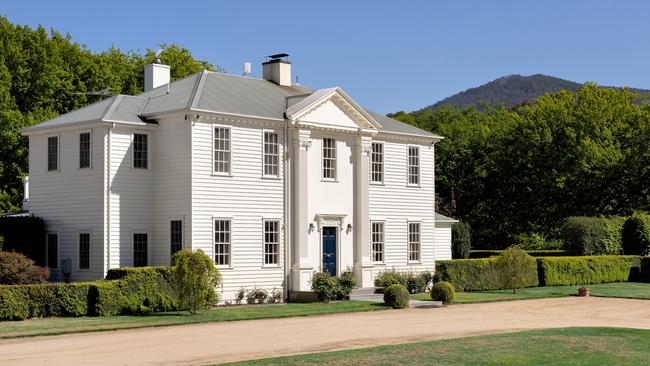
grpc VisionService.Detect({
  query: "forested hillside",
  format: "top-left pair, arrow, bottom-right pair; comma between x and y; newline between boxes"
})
0,16 -> 214,212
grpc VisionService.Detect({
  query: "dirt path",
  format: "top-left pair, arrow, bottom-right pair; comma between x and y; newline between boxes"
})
1,297 -> 649,366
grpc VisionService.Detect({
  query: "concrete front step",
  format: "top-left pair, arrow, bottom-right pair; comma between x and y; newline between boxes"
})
350,287 -> 380,296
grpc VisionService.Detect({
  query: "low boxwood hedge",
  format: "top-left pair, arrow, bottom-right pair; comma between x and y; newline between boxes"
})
536,256 -> 637,286
434,257 -> 538,291
0,283 -> 91,320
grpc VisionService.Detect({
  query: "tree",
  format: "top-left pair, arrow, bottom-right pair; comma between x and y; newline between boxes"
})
172,249 -> 222,315
451,221 -> 471,259
495,246 -> 535,294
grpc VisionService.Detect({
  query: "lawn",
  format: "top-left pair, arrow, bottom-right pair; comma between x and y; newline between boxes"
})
224,327 -> 650,366
0,301 -> 387,339
411,282 -> 650,303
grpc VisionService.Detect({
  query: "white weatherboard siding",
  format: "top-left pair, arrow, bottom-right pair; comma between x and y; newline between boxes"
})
434,223 -> 453,260
369,139 -> 436,281
28,128 -> 105,281
191,120 -> 285,300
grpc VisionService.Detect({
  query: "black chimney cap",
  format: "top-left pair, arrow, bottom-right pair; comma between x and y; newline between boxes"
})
268,53 -> 289,59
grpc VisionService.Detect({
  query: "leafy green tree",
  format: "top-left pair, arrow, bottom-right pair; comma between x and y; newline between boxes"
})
451,221 -> 471,259
495,246 -> 535,294
172,249 -> 222,315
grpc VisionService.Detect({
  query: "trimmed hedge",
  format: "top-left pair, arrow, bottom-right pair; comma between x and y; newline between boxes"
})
561,216 -> 625,256
536,256 -> 636,286
622,213 -> 650,256
640,257 -> 650,283
434,257 -> 538,291
0,283 -> 91,320
383,284 -> 409,309
430,281 -> 455,304
470,250 -> 568,258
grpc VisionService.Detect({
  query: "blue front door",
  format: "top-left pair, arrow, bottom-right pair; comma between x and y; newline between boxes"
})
322,227 -> 337,275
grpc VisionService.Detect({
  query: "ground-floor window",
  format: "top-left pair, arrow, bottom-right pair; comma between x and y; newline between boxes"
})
214,219 -> 231,266
408,222 -> 421,262
371,221 -> 384,263
78,232 -> 91,270
133,233 -> 148,267
47,233 -> 58,269
170,220 -> 183,258
264,220 -> 280,265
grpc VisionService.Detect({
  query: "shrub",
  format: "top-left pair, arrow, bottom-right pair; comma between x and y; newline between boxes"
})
374,269 -> 407,288
172,249 -> 221,314
537,256 -> 636,286
405,272 -> 431,294
451,221 -> 471,259
235,287 -> 246,305
269,288 -> 283,303
246,288 -> 269,304
515,233 -> 562,250
561,216 -> 624,256
430,281 -> 455,304
495,246 -> 536,293
470,250 -> 568,258
641,257 -> 650,283
435,257 -> 538,291
105,266 -> 173,280
337,268 -> 357,299
622,213 -> 650,256
0,251 -> 49,285
0,282 -> 91,320
311,272 -> 340,302
383,284 -> 409,309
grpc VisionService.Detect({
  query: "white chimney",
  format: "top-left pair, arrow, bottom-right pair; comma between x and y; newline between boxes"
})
144,61 -> 171,92
262,54 -> 291,86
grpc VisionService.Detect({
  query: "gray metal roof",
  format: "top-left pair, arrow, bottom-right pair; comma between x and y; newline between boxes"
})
24,70 -> 440,139
435,213 -> 458,223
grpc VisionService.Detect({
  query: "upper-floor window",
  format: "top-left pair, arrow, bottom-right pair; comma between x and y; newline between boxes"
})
322,138 -> 337,180
79,132 -> 91,169
214,219 -> 231,266
263,131 -> 279,177
264,220 -> 280,265
408,146 -> 420,185
371,142 -> 384,183
79,232 -> 91,270
133,233 -> 148,267
214,127 -> 231,174
47,136 -> 58,171
408,222 -> 421,262
371,221 -> 384,263
133,134 -> 148,169
170,220 -> 183,258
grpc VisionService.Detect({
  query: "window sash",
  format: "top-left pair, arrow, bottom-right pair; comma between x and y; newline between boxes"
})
133,134 -> 148,169
263,220 -> 280,265
371,142 -> 383,183
213,127 -> 231,174
170,220 -> 183,257
79,233 -> 91,270
263,132 -> 279,177
214,219 -> 231,266
371,222 -> 384,263
408,222 -> 421,262
47,136 -> 58,171
47,233 -> 58,269
79,132 -> 91,168
133,233 -> 148,267
322,138 -> 336,179
408,146 -> 420,185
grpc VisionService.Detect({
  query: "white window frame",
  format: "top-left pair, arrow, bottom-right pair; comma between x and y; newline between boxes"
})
132,232 -> 149,267
79,130 -> 92,169
170,219 -> 183,259
78,231 -> 92,271
322,137 -> 337,181
47,134 -> 59,172
407,145 -> 420,186
263,219 -> 281,267
213,218 -> 232,267
370,141 -> 384,184
370,221 -> 385,263
407,221 -> 421,263
262,130 -> 280,178
132,133 -> 149,169
46,232 -> 58,269
212,125 -> 232,175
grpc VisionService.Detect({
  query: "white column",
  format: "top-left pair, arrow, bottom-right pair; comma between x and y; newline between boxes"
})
353,134 -> 373,287
290,128 -> 313,292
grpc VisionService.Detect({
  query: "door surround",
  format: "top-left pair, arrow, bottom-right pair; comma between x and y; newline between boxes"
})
314,214 -> 346,276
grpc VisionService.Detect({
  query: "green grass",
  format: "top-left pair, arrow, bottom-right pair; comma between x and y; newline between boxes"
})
412,282 -> 650,303
225,327 -> 650,366
0,301 -> 387,339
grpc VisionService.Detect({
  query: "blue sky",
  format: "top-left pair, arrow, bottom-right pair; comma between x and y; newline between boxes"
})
2,0 -> 650,113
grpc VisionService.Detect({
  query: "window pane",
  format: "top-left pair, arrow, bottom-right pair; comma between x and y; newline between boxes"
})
264,220 -> 279,265
322,138 -> 336,179
408,223 -> 421,262
371,142 -> 383,183
133,134 -> 148,169
371,222 -> 384,262
263,132 -> 279,177
408,146 -> 420,185
47,233 -> 58,269
79,132 -> 91,168
214,219 -> 231,266
79,233 -> 90,269
170,220 -> 183,257
48,136 -> 58,171
133,233 -> 148,267
214,127 -> 231,173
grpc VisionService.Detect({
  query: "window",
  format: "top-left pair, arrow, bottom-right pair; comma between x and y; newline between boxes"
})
263,131 -> 279,177
264,220 -> 280,265
371,142 -> 384,183
213,127 -> 231,174
371,222 -> 384,263
170,220 -> 183,257
322,138 -> 336,180
214,219 -> 231,266
408,146 -> 420,185
133,134 -> 148,169
47,233 -> 58,269
79,132 -> 91,168
47,136 -> 58,171
133,233 -> 148,267
79,233 -> 90,270
408,222 -> 421,262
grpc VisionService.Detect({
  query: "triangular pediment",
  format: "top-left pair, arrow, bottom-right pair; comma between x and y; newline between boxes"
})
285,87 -> 380,131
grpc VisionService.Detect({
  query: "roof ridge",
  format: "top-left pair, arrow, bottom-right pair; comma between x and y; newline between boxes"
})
188,70 -> 209,110
101,95 -> 123,121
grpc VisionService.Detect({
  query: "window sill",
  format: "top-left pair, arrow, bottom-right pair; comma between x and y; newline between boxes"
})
216,266 -> 234,270
372,262 -> 386,266
370,181 -> 385,186
321,179 -> 339,183
406,184 -> 421,188
407,261 -> 422,265
262,264 -> 281,269
211,173 -> 233,177
261,176 -> 281,181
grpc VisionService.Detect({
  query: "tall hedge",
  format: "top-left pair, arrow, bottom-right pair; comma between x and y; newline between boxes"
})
451,221 -> 471,259
622,213 -> 650,256
561,216 -> 625,256
434,257 -> 538,291
0,283 -> 91,320
536,256 -> 636,286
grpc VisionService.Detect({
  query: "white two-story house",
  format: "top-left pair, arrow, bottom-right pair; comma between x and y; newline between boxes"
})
21,54 -> 454,301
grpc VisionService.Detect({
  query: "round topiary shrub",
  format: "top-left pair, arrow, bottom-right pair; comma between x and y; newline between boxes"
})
430,281 -> 456,304
383,284 -> 409,309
